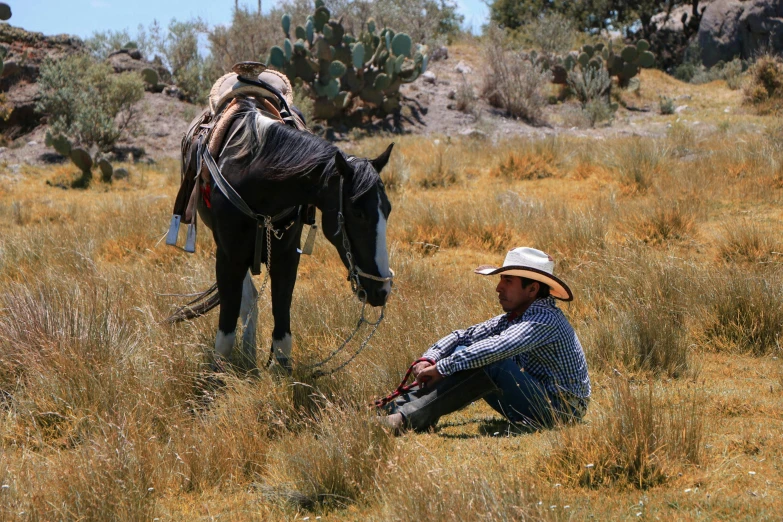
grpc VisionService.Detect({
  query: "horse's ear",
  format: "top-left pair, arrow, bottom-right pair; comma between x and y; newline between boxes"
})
371,143 -> 394,173
334,152 -> 354,180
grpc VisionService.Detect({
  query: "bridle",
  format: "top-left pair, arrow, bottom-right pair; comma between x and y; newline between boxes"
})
301,174 -> 394,378
333,175 -> 394,300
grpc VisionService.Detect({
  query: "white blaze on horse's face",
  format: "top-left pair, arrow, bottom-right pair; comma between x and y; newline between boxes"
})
374,190 -> 392,296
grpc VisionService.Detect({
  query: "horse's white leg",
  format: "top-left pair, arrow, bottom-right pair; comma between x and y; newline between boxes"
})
239,270 -> 258,370
214,330 -> 236,359
271,333 -> 292,369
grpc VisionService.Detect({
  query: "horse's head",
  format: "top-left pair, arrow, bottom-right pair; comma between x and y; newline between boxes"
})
322,144 -> 394,307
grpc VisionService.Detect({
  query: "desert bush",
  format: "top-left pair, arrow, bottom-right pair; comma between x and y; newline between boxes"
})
35,53 -> 144,151
581,257 -> 690,377
743,54 -> 783,113
545,378 -> 705,489
482,25 -> 552,124
158,18 -> 217,104
412,139 -> 462,188
491,140 -> 560,180
659,95 -> 675,115
583,98 -> 616,127
207,7 -> 283,74
567,66 -> 611,107
455,74 -> 476,114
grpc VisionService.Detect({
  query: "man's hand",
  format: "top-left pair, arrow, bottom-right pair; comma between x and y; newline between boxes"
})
412,360 -> 433,380
416,364 -> 444,388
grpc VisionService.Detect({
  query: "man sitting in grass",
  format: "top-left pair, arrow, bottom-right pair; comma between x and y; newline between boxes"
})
380,247 -> 591,434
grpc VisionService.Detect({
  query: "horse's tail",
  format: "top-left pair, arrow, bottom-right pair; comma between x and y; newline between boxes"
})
165,283 -> 220,323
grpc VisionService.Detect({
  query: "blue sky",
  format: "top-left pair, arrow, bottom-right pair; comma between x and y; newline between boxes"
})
11,0 -> 489,39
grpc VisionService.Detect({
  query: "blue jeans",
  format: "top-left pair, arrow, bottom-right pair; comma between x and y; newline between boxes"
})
391,347 -> 585,432
456,346 -> 582,429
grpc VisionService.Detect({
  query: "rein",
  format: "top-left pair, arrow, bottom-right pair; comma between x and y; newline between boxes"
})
301,176 -> 394,379
372,358 -> 434,409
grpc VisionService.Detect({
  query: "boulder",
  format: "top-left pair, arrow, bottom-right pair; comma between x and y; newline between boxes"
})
738,0 -> 783,59
699,0 -> 783,67
422,70 -> 437,84
107,49 -> 171,86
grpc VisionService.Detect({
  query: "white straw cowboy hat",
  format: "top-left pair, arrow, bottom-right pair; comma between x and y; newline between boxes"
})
474,247 -> 573,301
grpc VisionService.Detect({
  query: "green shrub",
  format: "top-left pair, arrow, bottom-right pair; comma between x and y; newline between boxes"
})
35,54 -> 144,152
659,95 -> 675,115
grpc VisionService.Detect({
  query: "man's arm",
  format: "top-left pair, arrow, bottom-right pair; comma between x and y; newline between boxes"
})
421,315 -> 503,363
434,319 -> 557,376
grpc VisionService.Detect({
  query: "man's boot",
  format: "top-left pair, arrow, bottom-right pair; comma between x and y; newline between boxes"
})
393,368 -> 500,432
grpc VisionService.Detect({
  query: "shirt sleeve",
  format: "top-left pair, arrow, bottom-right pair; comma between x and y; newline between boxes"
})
434,319 -> 557,376
421,315 -> 503,363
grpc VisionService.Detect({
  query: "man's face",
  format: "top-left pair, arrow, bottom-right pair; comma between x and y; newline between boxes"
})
496,275 -> 539,313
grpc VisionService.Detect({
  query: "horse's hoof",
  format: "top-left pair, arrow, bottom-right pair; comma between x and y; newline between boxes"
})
269,357 -> 292,377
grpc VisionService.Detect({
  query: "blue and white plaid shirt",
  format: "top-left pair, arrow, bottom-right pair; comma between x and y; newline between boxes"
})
422,296 -> 591,404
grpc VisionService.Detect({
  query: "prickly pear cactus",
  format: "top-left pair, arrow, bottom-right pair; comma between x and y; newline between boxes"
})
45,132 -> 125,185
557,40 -> 655,91
269,7 -> 429,120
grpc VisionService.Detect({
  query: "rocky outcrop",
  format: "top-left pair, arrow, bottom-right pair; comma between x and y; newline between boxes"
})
0,24 -> 84,138
0,25 -> 173,138
699,0 -> 783,67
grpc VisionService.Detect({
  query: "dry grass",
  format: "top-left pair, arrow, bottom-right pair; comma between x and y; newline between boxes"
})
1,79 -> 783,519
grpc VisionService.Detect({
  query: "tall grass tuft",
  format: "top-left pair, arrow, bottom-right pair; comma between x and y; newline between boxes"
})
265,402 -> 393,510
491,137 -> 562,180
700,269 -> 783,355
634,200 -> 696,244
579,252 -> 690,377
374,455 -> 545,520
717,219 -> 780,264
545,378 -> 705,489
611,138 -> 668,193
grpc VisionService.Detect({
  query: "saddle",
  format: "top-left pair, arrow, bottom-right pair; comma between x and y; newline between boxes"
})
167,64 -> 312,254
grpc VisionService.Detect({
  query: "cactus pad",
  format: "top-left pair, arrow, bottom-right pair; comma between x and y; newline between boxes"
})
282,14 -> 291,36
621,45 -> 638,63
295,26 -> 306,40
367,19 -> 376,34
329,60 -> 347,79
141,68 -> 159,85
52,135 -> 72,157
352,43 -> 365,69
0,3 -> 10,21
391,33 -> 412,58
638,51 -> 655,68
284,39 -> 293,61
637,40 -> 650,53
98,159 -> 113,183
269,46 -> 286,68
69,148 -> 93,173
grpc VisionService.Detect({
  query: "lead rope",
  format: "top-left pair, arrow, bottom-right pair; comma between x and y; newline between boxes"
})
372,358 -> 434,409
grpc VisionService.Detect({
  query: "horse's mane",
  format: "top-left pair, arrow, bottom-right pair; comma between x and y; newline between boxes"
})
222,98 -> 379,201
